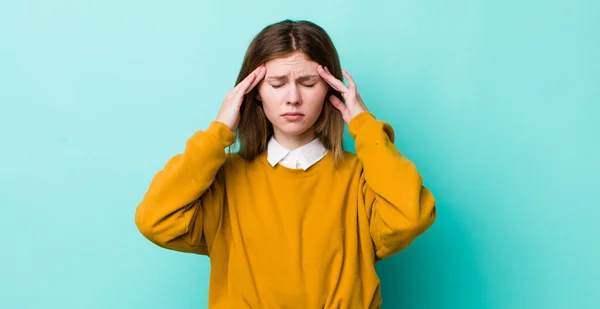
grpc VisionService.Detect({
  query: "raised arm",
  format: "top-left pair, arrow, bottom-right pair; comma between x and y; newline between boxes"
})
135,121 -> 235,254
317,65 -> 436,260
350,112 -> 436,259
135,63 -> 266,255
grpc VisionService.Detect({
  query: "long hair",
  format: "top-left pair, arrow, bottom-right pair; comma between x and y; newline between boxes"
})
232,19 -> 346,167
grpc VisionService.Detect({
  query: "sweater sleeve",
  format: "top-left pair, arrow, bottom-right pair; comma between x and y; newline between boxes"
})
134,120 -> 236,255
349,112 -> 436,260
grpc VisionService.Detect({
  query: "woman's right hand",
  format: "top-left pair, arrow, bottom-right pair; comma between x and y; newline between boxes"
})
216,64 -> 266,131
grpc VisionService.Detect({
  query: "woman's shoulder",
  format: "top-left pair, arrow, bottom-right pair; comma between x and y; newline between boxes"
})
342,150 -> 357,159
321,150 -> 363,180
224,151 -> 245,167
222,151 -> 265,171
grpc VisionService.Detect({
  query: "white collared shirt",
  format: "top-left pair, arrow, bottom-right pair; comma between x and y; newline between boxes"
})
267,136 -> 328,170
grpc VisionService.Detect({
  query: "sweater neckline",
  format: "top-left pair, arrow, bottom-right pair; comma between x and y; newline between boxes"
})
258,149 -> 333,177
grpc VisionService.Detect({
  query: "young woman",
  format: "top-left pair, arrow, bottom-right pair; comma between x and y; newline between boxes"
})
135,19 -> 436,308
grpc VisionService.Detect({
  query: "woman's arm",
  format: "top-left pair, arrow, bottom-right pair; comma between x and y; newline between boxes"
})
135,64 -> 264,255
317,66 -> 436,259
134,121 -> 235,255
350,112 -> 436,260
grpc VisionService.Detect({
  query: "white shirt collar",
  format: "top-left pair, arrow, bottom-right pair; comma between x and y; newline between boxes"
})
267,136 -> 328,171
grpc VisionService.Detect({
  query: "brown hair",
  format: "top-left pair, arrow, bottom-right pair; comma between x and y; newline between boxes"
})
232,19 -> 346,167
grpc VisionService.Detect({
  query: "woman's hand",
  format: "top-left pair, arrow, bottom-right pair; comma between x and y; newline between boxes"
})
317,65 -> 368,124
216,64 -> 266,131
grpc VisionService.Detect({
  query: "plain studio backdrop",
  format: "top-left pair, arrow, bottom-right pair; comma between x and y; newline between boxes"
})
1,1 -> 598,308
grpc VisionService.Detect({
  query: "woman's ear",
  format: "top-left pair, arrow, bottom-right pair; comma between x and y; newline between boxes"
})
256,92 -> 262,101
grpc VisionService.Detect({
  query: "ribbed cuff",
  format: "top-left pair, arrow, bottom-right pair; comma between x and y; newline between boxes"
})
348,111 -> 377,138
206,121 -> 236,147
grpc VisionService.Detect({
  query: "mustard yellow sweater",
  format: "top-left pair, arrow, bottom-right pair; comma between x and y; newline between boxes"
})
135,111 -> 436,308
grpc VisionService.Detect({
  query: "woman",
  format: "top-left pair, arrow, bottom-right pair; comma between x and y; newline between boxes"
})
135,19 -> 436,308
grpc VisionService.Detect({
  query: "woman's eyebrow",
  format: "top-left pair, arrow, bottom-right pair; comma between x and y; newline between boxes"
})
266,74 -> 319,81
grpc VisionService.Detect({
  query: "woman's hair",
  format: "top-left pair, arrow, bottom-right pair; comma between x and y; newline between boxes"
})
233,19 -> 346,167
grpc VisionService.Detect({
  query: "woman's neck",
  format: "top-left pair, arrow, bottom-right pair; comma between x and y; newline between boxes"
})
272,129 -> 317,150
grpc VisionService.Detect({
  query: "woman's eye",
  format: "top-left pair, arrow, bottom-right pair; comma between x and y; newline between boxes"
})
271,83 -> 316,89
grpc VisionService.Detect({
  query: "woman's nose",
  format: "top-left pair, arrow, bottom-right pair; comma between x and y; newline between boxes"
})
285,84 -> 301,105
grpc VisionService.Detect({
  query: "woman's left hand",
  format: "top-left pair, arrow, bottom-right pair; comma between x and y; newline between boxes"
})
317,65 -> 368,124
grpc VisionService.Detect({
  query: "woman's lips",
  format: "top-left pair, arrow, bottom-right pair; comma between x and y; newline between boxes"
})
282,113 -> 304,121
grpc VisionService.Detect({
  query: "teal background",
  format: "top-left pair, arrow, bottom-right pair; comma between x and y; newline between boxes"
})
1,0 -> 598,308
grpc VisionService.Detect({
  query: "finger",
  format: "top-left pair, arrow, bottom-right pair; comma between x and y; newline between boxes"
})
235,65 -> 263,93
329,94 -> 345,109
329,94 -> 351,123
342,69 -> 357,89
329,94 -> 348,113
318,67 -> 347,93
245,66 -> 266,94
317,65 -> 348,93
234,72 -> 257,95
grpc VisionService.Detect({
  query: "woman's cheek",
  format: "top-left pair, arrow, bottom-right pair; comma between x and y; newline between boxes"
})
306,86 -> 328,103
257,88 -> 273,104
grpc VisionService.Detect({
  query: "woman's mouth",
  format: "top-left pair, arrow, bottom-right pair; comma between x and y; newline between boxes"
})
282,113 -> 304,121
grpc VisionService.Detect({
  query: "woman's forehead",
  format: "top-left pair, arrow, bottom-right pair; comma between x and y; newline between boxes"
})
265,53 -> 318,76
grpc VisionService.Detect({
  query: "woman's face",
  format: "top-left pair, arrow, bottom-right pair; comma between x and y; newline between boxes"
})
257,52 -> 328,141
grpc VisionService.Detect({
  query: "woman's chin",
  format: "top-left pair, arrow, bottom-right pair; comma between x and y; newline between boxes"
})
275,124 -> 314,137
281,129 -> 308,137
